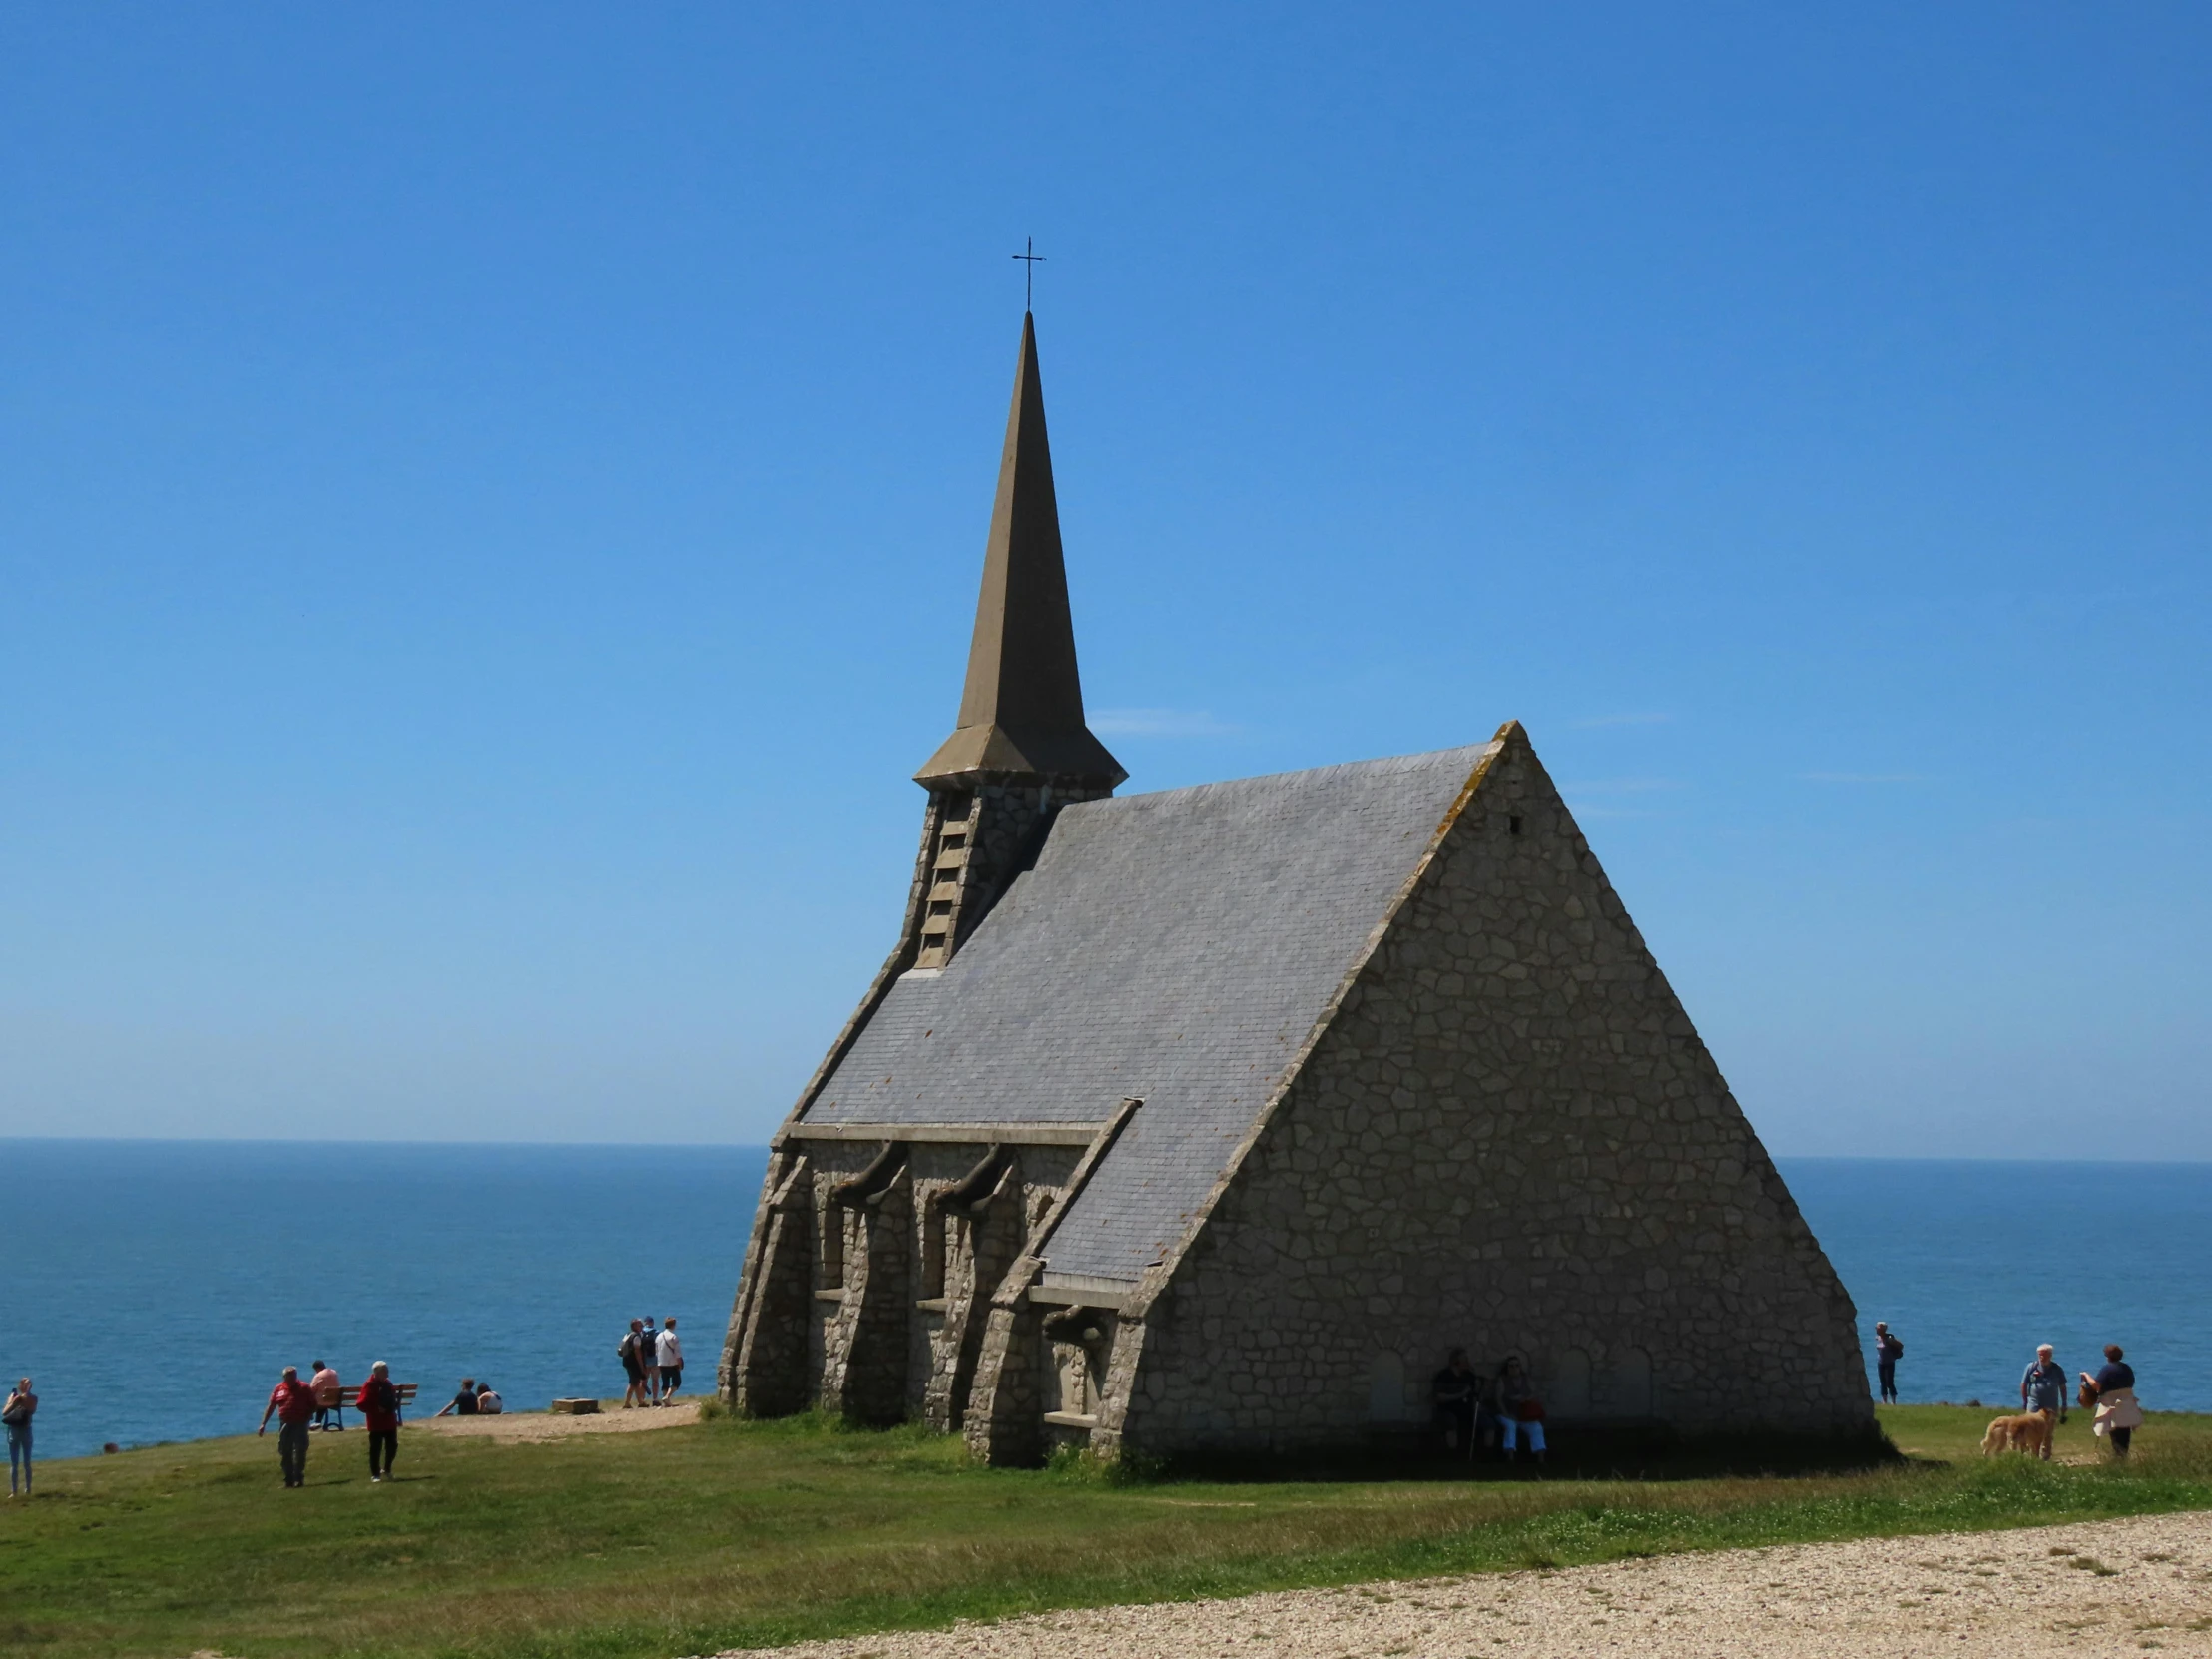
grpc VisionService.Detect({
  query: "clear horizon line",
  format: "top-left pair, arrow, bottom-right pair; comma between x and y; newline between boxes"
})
0,1134 -> 2207,1168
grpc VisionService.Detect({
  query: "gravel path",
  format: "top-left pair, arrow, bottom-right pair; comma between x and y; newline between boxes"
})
415,1399 -> 702,1443
703,1509 -> 2212,1659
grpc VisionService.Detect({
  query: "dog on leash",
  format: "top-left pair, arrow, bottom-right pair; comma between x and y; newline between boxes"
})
1982,1405 -> 2056,1456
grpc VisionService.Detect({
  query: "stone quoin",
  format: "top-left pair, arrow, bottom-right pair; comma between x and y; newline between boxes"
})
718,310 -> 1874,1464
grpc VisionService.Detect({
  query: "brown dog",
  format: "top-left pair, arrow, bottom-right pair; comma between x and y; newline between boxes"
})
1982,1406 -> 2056,1456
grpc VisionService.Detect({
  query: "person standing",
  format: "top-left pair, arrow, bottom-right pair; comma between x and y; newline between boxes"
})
619,1320 -> 648,1408
358,1360 -> 403,1482
640,1316 -> 661,1404
2081,1344 -> 2143,1459
1496,1355 -> 1546,1465
308,1359 -> 343,1430
1873,1322 -> 1904,1404
2020,1344 -> 2066,1460
257,1366 -> 318,1487
3,1378 -> 35,1498
657,1319 -> 685,1403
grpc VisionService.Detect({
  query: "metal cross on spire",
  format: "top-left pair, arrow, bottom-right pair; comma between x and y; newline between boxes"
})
1012,236 -> 1046,311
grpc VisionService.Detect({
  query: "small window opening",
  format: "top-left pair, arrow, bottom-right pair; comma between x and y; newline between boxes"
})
921,931 -> 947,950
919,1198 -> 947,1299
1508,815 -> 1524,836
817,1192 -> 844,1287
940,831 -> 966,849
928,900 -> 952,917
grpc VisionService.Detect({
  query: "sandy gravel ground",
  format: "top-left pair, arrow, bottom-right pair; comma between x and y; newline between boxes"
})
704,1510 -> 2212,1659
416,1399 -> 703,1443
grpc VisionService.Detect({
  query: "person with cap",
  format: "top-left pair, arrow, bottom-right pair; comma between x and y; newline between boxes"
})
257,1366 -> 318,1487
2020,1344 -> 2066,1460
1872,1322 -> 1904,1404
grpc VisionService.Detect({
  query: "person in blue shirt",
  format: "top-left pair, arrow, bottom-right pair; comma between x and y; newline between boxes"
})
2080,1345 -> 2143,1458
2019,1345 -> 2065,1460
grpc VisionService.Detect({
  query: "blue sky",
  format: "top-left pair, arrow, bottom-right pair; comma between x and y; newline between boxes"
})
2,6 -> 2206,1154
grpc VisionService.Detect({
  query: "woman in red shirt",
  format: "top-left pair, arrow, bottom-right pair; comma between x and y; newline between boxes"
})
356,1361 -> 402,1483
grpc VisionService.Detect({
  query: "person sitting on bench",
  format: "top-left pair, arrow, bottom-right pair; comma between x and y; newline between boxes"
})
1431,1349 -> 1480,1455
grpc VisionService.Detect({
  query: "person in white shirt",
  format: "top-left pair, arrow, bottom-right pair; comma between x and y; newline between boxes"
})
656,1318 -> 685,1402
474,1382 -> 503,1415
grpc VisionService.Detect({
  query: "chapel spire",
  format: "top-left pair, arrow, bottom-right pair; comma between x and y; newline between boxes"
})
915,313 -> 1126,789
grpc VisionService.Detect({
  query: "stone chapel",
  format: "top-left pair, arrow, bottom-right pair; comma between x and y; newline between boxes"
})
718,313 -> 1875,1464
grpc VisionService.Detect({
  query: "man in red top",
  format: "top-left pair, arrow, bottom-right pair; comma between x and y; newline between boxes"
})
356,1360 -> 402,1483
257,1366 -> 318,1488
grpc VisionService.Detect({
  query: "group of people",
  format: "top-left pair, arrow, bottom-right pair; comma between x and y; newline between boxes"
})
1875,1324 -> 2147,1459
1430,1350 -> 1549,1465
258,1361 -> 407,1487
433,1378 -> 505,1417
619,1316 -> 684,1407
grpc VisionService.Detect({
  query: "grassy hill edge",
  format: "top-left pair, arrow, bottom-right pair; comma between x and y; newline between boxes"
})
1,1405 -> 2208,1659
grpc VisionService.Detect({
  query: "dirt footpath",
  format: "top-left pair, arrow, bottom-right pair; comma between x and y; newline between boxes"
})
704,1509 -> 2212,1659
416,1399 -> 703,1444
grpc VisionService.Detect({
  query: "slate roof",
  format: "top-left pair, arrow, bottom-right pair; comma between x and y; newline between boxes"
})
801,740 -> 1497,1282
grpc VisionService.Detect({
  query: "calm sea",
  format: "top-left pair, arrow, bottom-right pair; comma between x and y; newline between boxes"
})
2,1143 -> 2205,1460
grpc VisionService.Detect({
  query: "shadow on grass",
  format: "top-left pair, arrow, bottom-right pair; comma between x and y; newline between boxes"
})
1120,1423 -> 1904,1486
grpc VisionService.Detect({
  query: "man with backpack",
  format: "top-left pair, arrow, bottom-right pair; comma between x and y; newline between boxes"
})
1874,1322 -> 1904,1404
619,1319 -> 649,1408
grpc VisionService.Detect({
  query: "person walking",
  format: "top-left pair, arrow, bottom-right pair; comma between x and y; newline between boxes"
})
657,1318 -> 685,1403
619,1319 -> 649,1408
308,1359 -> 343,1430
1496,1355 -> 1547,1466
2020,1344 -> 2066,1460
357,1360 -> 403,1482
2081,1344 -> 2143,1459
640,1316 -> 661,1403
3,1378 -> 35,1498
258,1366 -> 319,1487
1873,1322 -> 1904,1404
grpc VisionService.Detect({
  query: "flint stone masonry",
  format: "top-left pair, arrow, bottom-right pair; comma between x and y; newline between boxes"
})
720,313 -> 1868,1461
1094,737 -> 1866,1458
724,725 -> 1872,1460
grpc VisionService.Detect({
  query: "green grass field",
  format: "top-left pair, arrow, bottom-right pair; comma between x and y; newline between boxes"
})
3,1404 -> 2208,1659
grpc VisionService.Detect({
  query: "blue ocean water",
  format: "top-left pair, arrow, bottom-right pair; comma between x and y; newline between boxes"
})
1781,1158 -> 2212,1416
1,1144 -> 2204,1460
1,1140 -> 768,1461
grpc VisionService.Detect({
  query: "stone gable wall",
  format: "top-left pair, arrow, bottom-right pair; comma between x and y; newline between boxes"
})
1106,737 -> 1871,1456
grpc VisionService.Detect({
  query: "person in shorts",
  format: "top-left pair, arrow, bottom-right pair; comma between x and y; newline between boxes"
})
620,1319 -> 649,1408
657,1318 -> 684,1402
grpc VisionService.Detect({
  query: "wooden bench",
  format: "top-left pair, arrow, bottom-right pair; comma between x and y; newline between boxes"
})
311,1382 -> 417,1430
